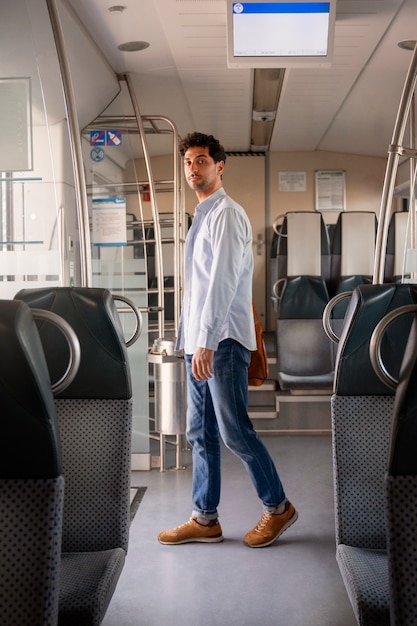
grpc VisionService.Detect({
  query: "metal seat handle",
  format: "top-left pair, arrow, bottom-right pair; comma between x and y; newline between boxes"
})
370,304 -> 417,391
113,295 -> 143,347
272,278 -> 286,300
272,214 -> 285,235
322,291 -> 353,344
32,308 -> 81,396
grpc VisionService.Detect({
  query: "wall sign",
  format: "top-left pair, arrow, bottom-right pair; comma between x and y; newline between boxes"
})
92,197 -> 127,246
90,130 -> 122,146
278,171 -> 307,192
315,170 -> 346,212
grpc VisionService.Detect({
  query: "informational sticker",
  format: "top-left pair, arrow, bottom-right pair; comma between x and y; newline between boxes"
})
90,130 -> 122,146
315,170 -> 346,211
278,171 -> 306,192
92,197 -> 127,246
90,147 -> 105,162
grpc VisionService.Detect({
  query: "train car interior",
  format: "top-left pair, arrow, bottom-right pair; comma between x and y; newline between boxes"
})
0,0 -> 417,624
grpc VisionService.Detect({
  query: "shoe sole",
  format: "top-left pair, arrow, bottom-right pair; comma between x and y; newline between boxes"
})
158,534 -> 224,545
244,510 -> 299,548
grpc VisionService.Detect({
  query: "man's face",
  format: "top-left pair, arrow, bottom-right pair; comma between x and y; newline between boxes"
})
183,146 -> 224,200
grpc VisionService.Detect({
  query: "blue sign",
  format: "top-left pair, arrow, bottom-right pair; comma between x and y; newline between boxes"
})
90,130 -> 106,146
90,130 -> 122,146
106,130 -> 122,146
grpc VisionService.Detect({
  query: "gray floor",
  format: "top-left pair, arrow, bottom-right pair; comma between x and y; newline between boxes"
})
102,435 -> 357,626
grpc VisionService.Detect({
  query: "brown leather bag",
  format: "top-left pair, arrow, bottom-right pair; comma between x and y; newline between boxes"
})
248,302 -> 268,386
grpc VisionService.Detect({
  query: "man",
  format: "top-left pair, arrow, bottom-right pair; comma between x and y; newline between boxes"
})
157,132 -> 297,548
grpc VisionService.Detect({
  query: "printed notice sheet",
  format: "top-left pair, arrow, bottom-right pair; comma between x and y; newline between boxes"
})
92,197 -> 127,246
315,170 -> 345,212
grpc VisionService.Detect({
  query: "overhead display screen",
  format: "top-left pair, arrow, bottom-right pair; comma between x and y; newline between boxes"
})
227,1 -> 335,68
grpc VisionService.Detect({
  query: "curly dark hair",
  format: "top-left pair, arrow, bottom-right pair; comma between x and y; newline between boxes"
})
179,132 -> 227,164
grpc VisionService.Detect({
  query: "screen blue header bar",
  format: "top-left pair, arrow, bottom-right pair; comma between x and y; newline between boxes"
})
233,2 -> 330,14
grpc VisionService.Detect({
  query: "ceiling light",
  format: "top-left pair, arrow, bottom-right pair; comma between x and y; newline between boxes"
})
250,68 -> 286,152
252,111 -> 276,122
108,6 -> 126,14
117,41 -> 150,52
398,40 -> 416,51
251,119 -> 275,151
252,69 -> 285,113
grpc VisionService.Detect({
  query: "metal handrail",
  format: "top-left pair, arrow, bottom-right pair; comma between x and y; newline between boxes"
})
123,74 -> 165,338
272,278 -> 286,300
373,44 -> 417,285
322,292 -> 353,344
272,214 -> 285,235
113,295 -> 143,347
46,0 -> 92,287
142,114 -> 183,336
32,308 -> 81,395
369,304 -> 417,390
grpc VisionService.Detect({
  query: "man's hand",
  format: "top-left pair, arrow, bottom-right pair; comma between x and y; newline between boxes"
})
192,347 -> 215,380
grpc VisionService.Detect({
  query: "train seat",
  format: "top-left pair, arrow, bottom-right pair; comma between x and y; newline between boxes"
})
330,211 -> 377,320
274,211 -> 333,391
15,287 -> 132,626
385,311 -> 417,624
332,283 -> 417,626
0,299 -> 64,626
270,228 -> 280,312
272,210 -> 332,288
385,211 -> 410,283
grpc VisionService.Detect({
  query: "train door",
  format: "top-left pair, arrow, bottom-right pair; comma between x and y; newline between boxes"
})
0,0 -> 119,299
0,1 -> 73,299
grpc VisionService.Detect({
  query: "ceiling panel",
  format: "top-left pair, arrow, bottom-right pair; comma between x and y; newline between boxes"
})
270,0 -> 406,153
155,0 -> 252,150
67,0 -> 416,157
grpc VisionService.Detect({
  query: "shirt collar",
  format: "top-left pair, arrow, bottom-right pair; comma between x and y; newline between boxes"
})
195,188 -> 226,215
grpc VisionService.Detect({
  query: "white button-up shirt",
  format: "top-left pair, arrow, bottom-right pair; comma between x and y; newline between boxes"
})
177,188 -> 256,354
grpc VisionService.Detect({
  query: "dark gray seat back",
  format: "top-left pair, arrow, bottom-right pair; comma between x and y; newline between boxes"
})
0,299 -> 63,626
332,284 -> 417,625
386,312 -> 417,625
15,287 -> 133,626
333,284 -> 417,549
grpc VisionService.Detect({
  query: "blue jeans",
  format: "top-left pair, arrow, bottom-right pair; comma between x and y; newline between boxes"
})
185,338 -> 286,520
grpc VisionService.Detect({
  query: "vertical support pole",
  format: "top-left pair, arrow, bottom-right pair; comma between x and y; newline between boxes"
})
409,95 -> 416,280
374,45 -> 417,284
175,434 -> 182,470
45,0 -> 92,287
123,74 -> 165,338
160,433 -> 166,472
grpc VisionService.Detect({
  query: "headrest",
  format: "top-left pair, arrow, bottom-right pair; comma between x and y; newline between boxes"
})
332,275 -> 373,319
0,299 -> 61,478
279,276 -> 329,319
277,212 -> 330,274
14,288 -> 132,400
334,284 -> 417,396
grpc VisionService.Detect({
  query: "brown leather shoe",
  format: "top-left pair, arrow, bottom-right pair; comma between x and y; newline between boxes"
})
158,518 -> 224,545
243,502 -> 298,548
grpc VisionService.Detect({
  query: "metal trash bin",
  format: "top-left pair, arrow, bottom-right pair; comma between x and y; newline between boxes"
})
148,338 -> 187,434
